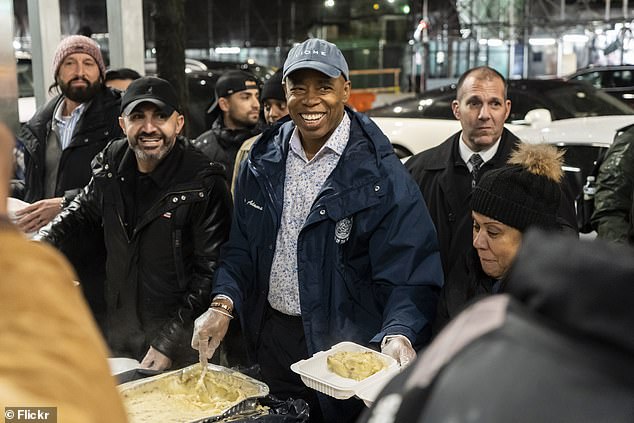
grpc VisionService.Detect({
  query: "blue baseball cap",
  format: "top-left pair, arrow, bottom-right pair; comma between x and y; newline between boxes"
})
282,38 -> 349,81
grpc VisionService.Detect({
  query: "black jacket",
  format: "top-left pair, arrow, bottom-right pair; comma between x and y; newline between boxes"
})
191,115 -> 261,182
39,137 -> 232,365
13,87 -> 122,331
592,125 -> 634,244
13,87 -> 122,203
361,231 -> 634,423
406,129 -> 577,327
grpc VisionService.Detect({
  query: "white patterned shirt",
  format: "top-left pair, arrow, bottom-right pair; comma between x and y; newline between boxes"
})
268,113 -> 351,315
53,100 -> 89,150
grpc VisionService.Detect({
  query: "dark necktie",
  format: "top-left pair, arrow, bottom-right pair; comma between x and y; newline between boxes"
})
469,153 -> 484,189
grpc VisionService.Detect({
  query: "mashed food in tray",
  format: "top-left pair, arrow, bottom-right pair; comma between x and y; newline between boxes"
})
327,351 -> 387,381
121,366 -> 261,423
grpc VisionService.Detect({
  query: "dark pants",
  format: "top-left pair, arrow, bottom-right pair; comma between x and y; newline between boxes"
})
256,304 -> 363,423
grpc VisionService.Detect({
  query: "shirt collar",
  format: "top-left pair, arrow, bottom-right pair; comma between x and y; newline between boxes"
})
289,112 -> 350,163
53,99 -> 90,125
458,132 -> 501,166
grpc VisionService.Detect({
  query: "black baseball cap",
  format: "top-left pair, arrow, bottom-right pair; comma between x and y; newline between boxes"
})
207,70 -> 259,114
121,76 -> 180,116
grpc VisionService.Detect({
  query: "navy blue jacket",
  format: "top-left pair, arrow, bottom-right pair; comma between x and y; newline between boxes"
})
213,109 -> 443,359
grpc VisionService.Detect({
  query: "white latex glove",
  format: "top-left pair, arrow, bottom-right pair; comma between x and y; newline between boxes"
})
191,308 -> 231,360
381,335 -> 416,368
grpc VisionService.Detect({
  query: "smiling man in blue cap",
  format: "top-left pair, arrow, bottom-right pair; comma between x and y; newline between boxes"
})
192,38 -> 443,422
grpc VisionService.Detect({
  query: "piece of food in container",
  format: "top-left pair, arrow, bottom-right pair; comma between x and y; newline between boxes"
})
326,351 -> 387,381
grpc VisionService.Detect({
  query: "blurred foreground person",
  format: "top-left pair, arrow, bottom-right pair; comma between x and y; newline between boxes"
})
435,143 -> 565,330
361,230 -> 634,423
38,77 -> 232,371
0,123 -> 127,423
192,38 -> 442,422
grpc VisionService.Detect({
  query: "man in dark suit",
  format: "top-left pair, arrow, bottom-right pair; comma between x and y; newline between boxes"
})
406,66 -> 577,331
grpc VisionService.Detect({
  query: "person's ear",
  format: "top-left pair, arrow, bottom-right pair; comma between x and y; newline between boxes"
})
218,97 -> 230,113
118,116 -> 127,134
451,100 -> 460,120
342,79 -> 352,103
175,114 -> 185,135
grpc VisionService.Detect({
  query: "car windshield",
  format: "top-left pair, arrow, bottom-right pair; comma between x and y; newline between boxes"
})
541,85 -> 634,117
367,81 -> 634,120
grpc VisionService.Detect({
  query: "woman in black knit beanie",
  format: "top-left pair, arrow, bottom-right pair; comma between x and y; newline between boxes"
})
471,143 -> 564,282
434,143 -> 565,333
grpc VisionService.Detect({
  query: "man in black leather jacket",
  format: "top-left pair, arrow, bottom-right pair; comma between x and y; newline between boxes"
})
38,77 -> 232,370
192,70 -> 262,181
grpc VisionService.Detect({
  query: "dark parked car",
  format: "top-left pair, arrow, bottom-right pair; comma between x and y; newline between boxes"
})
367,79 -> 634,157
566,65 -> 634,108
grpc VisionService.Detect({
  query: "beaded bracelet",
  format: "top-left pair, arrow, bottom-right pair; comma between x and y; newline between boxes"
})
210,301 -> 233,313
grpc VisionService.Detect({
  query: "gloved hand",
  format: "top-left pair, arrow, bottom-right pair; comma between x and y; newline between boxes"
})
140,346 -> 172,371
191,308 -> 232,360
381,335 -> 416,368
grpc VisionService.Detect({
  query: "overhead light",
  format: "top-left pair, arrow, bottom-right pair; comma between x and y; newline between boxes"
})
487,38 -> 503,47
563,34 -> 589,43
324,0 -> 335,7
529,38 -> 556,46
215,47 -> 241,54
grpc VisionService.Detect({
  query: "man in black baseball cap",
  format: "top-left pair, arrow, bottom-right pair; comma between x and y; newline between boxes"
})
119,76 -> 183,171
120,75 -> 180,119
39,75 -> 232,372
192,70 -> 262,181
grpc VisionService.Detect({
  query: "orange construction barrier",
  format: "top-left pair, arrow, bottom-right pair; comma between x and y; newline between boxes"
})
347,92 -> 377,112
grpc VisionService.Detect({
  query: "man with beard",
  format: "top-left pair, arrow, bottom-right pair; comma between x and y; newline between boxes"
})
192,70 -> 262,181
38,77 -> 232,370
12,35 -> 122,331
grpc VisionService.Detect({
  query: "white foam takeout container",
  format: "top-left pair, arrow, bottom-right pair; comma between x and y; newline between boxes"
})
290,341 -> 400,402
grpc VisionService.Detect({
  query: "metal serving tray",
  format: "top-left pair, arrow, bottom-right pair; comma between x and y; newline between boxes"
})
119,363 -> 269,423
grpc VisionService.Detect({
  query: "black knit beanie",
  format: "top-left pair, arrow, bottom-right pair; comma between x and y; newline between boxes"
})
261,70 -> 285,102
471,143 -> 563,231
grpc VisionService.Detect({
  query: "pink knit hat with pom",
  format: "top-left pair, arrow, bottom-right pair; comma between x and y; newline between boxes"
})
52,35 -> 106,78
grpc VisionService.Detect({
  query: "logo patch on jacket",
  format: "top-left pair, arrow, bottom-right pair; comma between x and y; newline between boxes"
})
162,212 -> 172,219
335,216 -> 353,244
